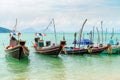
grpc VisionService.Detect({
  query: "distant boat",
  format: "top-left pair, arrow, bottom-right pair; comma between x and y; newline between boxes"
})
5,19 -> 29,60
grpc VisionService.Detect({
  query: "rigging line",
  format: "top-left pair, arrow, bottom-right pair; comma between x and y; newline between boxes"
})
42,20 -> 53,33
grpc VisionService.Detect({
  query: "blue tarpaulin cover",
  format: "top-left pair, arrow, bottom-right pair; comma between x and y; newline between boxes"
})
73,39 -> 93,45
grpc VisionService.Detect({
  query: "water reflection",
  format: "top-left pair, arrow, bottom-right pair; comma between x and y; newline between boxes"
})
5,56 -> 30,80
32,54 -> 66,80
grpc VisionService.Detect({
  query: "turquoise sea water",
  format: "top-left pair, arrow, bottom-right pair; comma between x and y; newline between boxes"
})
0,33 -> 120,80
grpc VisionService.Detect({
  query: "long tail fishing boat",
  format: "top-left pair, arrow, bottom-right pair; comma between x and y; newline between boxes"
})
60,40 -> 89,55
61,19 -> 90,55
61,38 -> 91,55
34,37 -> 62,57
5,33 -> 29,60
90,25 -> 107,54
86,25 -> 108,55
5,19 -> 29,60
101,47 -> 120,55
101,44 -> 120,55
88,46 -> 108,54
100,28 -> 120,55
33,19 -> 62,57
5,38 -> 29,59
62,47 -> 89,55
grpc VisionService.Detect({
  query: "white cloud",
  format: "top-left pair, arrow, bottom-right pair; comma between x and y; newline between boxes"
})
0,0 -> 120,33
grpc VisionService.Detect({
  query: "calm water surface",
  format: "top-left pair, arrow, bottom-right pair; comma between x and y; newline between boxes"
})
0,33 -> 120,80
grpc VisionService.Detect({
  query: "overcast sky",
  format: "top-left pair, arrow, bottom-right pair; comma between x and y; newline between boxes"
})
0,0 -> 120,33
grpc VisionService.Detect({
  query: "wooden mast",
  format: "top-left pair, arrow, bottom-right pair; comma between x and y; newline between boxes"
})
101,21 -> 103,45
111,28 -> 114,39
13,18 -> 17,32
63,32 -> 65,41
79,19 -> 87,48
90,30 -> 92,44
92,26 -> 95,44
105,28 -> 107,45
52,18 -> 57,44
96,27 -> 100,46
74,32 -> 77,48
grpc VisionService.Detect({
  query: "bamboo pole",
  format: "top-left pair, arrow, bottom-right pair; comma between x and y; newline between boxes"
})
111,28 -> 114,39
96,27 -> 100,46
74,32 -> 77,48
52,18 -> 57,44
63,32 -> 65,40
92,26 -> 95,44
101,21 -> 103,45
13,18 -> 17,31
105,28 -> 107,45
79,19 -> 87,48
90,31 -> 92,43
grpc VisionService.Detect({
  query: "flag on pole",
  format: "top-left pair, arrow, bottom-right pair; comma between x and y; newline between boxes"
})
35,33 -> 46,37
10,32 -> 21,36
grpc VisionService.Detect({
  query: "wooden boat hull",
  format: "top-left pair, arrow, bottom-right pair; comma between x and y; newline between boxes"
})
61,47 -> 89,55
101,47 -> 120,55
35,45 -> 62,57
89,47 -> 108,54
66,49 -> 88,55
5,45 -> 29,60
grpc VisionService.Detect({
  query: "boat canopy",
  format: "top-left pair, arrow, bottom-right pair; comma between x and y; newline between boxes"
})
73,39 -> 93,45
